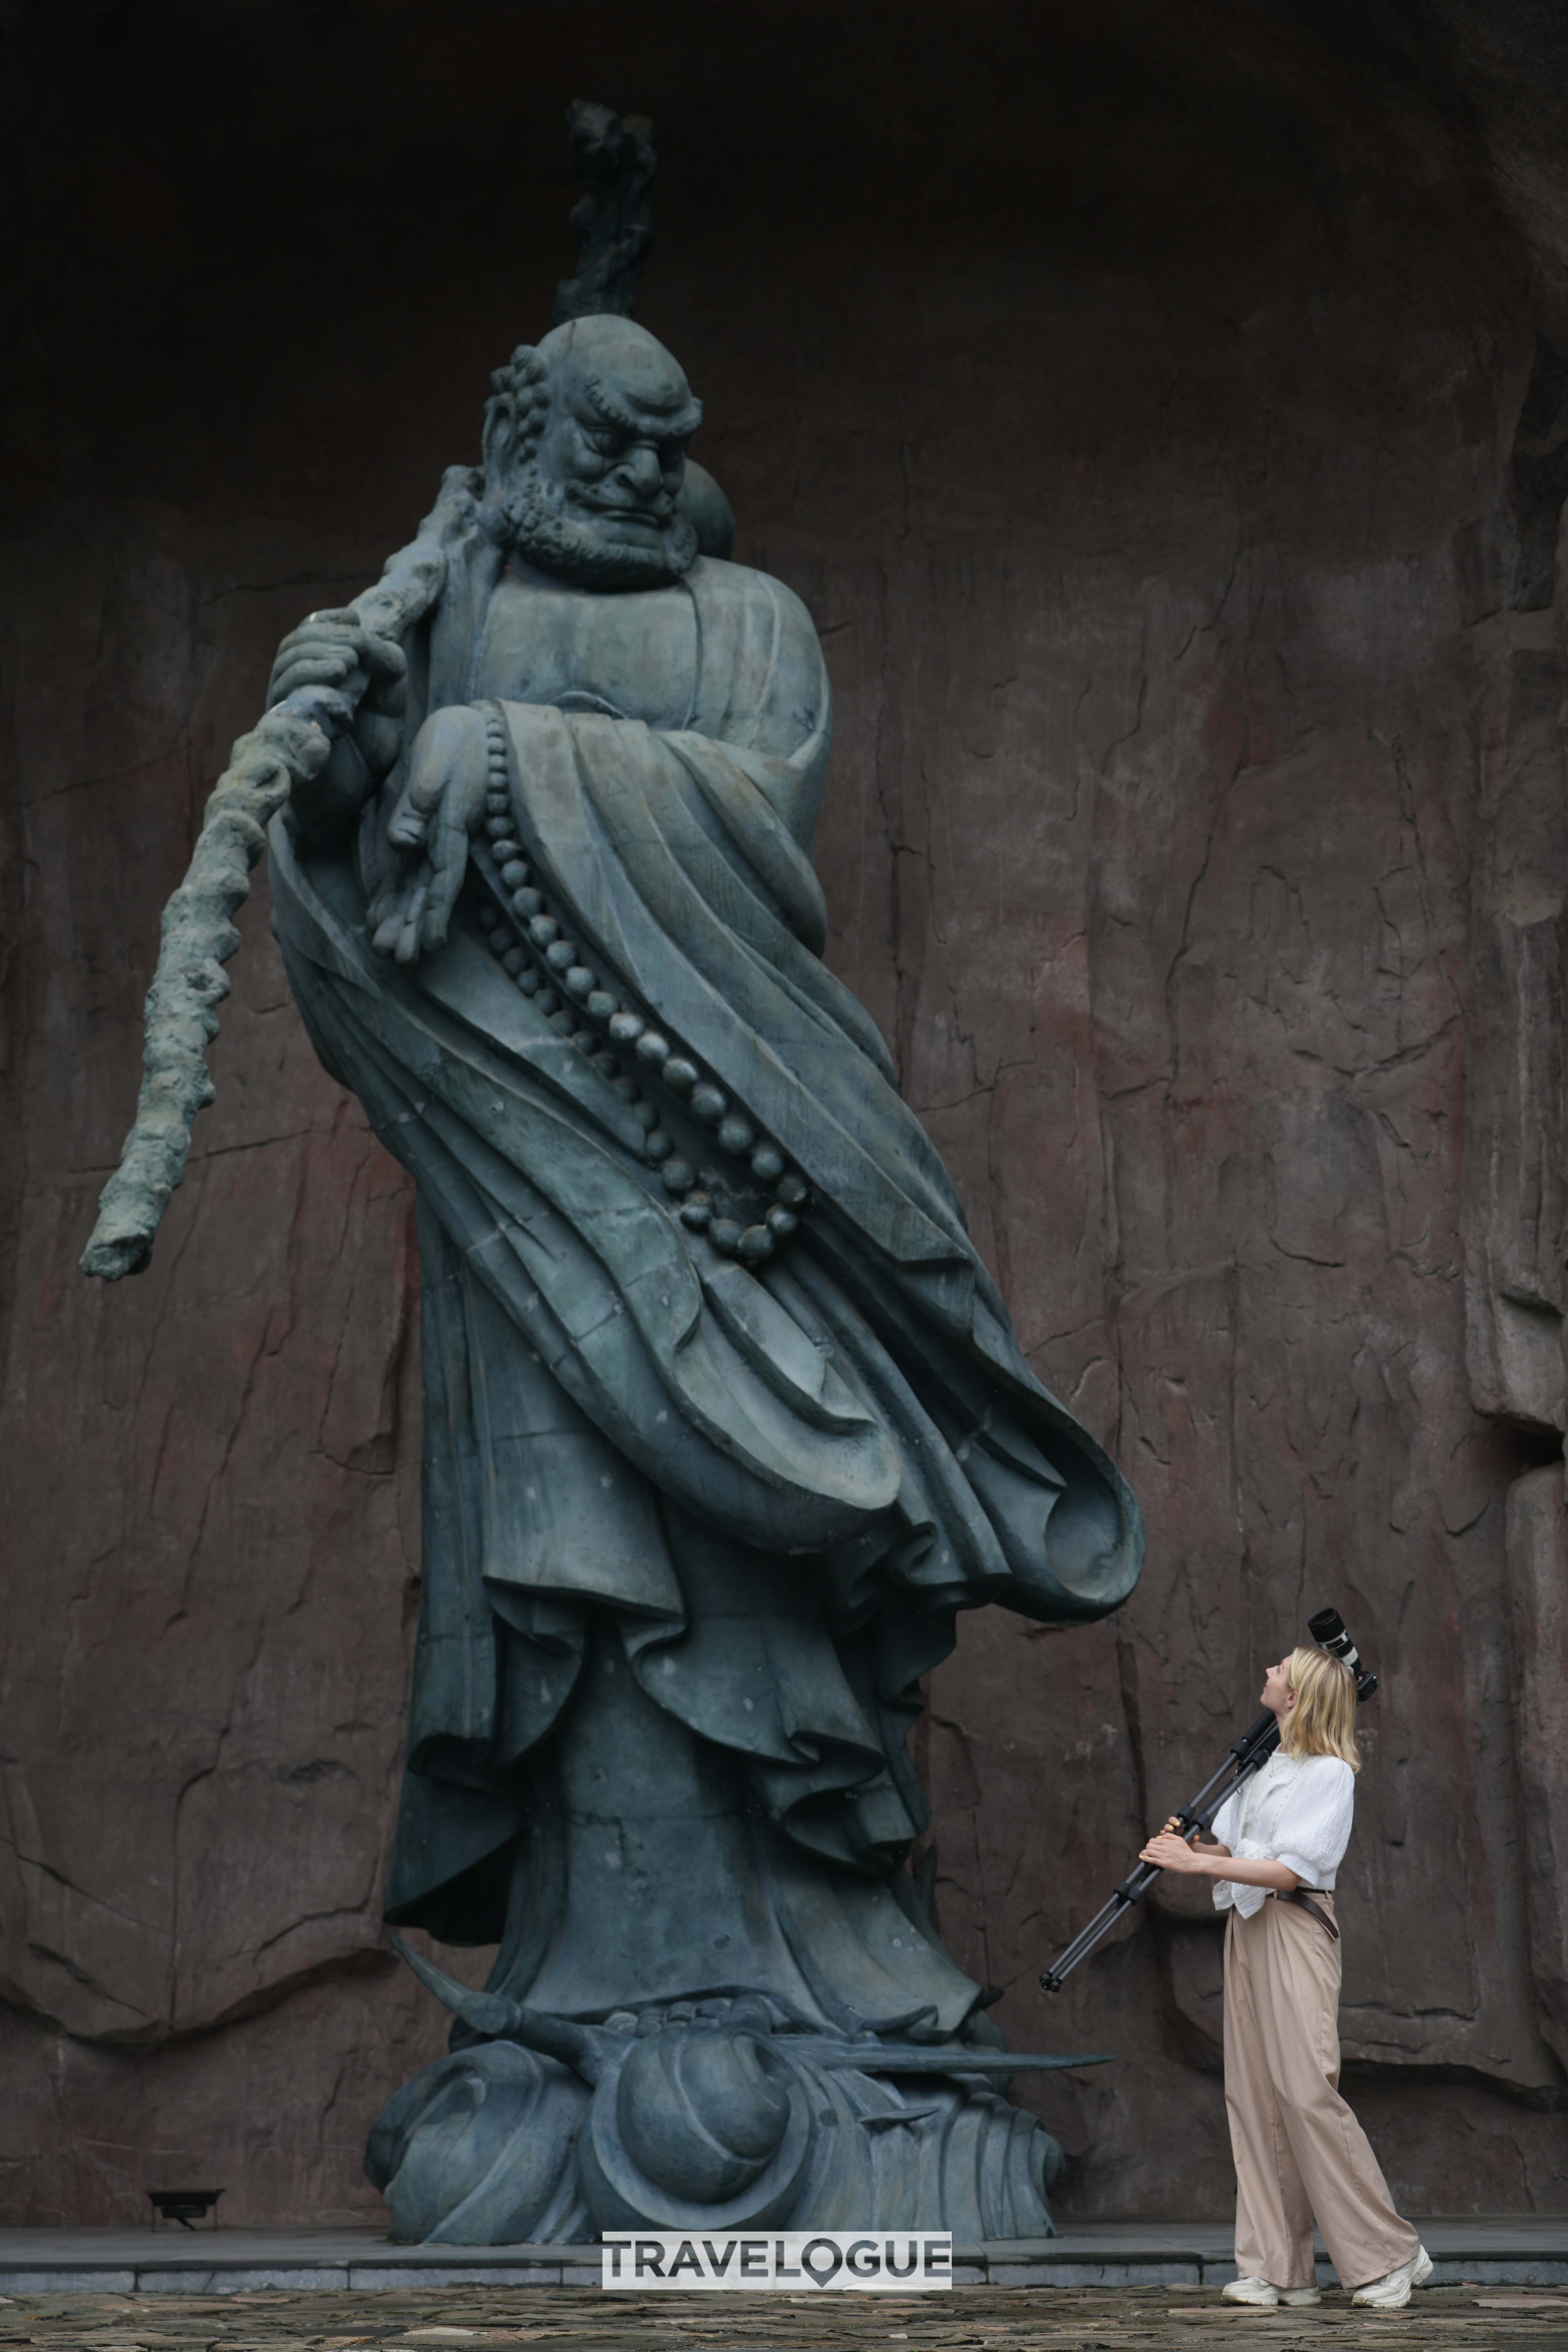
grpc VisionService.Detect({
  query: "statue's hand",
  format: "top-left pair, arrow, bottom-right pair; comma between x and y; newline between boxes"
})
270,607 -> 408,785
269,607 -> 408,712
368,705 -> 489,966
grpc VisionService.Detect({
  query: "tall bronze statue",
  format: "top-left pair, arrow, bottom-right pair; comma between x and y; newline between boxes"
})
86,110 -> 1142,2242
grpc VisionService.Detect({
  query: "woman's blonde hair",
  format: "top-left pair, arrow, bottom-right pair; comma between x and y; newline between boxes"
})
1282,1646 -> 1361,1770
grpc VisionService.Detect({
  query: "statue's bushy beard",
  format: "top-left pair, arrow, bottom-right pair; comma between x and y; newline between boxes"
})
490,462 -> 698,590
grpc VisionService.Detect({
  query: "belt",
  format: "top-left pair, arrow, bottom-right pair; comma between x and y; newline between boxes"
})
1276,1886 -> 1339,1941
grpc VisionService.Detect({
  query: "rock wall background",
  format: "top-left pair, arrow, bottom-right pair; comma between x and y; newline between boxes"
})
2,0 -> 1566,2225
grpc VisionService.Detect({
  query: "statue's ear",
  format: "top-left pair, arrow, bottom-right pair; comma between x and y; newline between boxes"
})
678,458 -> 734,561
482,345 -> 548,479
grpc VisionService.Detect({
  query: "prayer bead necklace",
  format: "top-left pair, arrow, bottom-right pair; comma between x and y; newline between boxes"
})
467,702 -> 811,1264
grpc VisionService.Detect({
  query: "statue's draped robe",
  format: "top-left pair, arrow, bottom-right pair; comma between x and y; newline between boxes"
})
271,492 -> 1142,2037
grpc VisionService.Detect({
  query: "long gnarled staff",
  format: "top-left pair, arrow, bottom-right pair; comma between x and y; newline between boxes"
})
79,535 -> 447,1280
81,103 -> 656,1283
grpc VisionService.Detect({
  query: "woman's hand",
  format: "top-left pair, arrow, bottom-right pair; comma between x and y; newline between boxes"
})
1140,1825 -> 1207,1874
367,705 -> 491,965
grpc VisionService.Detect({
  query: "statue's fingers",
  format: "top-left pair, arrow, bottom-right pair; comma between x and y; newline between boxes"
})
370,895 -> 408,957
407,703 -> 488,823
360,631 -> 408,683
368,863 -> 418,953
386,797 -> 432,851
360,633 -> 409,718
404,702 -> 490,819
395,874 -> 431,964
292,623 -> 402,686
271,649 -> 355,685
274,619 -> 360,664
385,752 -> 442,844
269,653 -> 356,701
421,822 -> 469,950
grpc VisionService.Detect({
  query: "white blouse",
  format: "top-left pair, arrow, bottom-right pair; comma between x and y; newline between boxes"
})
1208,1749 -> 1355,1918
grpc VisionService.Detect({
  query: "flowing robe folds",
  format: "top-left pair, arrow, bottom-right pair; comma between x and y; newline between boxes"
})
270,497 -> 1143,2038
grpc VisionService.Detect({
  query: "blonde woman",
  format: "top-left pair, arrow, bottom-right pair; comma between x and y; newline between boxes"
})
1140,1647 -> 1431,2311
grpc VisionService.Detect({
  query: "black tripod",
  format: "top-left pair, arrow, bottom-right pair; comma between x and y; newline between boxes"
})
1039,1609 -> 1376,1994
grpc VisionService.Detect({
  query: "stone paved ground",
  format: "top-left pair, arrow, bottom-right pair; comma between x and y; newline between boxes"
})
2,2284 -> 1567,2352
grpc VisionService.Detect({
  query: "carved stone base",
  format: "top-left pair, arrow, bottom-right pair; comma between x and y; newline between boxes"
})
366,2006 -> 1062,2243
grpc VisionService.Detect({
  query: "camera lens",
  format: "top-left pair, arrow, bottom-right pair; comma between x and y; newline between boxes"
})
1308,1607 -> 1364,1677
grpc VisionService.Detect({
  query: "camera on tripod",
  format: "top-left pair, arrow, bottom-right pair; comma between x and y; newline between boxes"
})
1039,1607 -> 1376,1994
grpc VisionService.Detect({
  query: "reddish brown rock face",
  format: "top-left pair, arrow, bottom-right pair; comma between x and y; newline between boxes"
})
2,0 -> 1566,2225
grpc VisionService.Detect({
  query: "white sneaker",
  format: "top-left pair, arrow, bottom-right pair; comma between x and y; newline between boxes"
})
1221,2277 -> 1321,2307
1352,2245 -> 1434,2309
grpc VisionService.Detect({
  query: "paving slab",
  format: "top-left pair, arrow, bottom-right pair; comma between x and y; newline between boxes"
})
2,2279 -> 1568,2351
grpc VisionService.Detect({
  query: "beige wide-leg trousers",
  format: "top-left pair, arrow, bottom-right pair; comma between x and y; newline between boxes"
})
1223,1893 -> 1420,2291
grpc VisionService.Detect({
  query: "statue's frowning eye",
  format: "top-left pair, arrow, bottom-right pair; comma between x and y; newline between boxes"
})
581,426 -> 625,459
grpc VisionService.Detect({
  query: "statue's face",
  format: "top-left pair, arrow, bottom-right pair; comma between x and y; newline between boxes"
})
536,356 -> 691,559
491,317 -> 703,592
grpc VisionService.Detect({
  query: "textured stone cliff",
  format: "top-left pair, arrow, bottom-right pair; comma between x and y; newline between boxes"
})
1,0 -> 1564,2222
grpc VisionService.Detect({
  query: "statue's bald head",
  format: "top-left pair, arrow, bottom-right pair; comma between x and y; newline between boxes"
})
537,315 -> 703,438
482,317 -> 703,590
